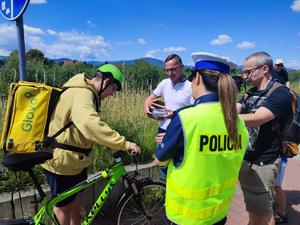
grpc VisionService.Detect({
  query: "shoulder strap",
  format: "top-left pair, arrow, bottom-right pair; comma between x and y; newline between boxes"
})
265,82 -> 284,98
41,121 -> 91,155
93,92 -> 100,112
51,121 -> 73,139
289,90 -> 298,113
51,142 -> 91,155
270,82 -> 293,140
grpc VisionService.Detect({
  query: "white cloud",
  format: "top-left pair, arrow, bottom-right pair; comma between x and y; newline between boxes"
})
236,41 -> 256,49
163,46 -> 186,52
47,29 -> 57,35
291,0 -> 300,12
0,24 -> 110,60
42,31 -> 110,59
116,41 -> 133,45
30,0 -> 47,4
0,48 -> 11,56
27,35 -> 44,46
286,59 -> 300,69
24,25 -> 44,35
210,34 -> 232,45
146,49 -> 160,58
0,24 -> 45,51
0,24 -> 17,49
117,38 -> 147,45
138,38 -> 146,44
86,20 -> 97,28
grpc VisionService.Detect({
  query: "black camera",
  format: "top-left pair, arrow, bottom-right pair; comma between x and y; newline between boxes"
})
232,76 -> 245,92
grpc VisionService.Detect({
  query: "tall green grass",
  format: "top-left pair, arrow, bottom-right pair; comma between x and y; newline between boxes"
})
88,88 -> 158,172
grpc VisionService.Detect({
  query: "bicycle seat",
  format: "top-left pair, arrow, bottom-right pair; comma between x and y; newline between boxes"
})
2,151 -> 53,172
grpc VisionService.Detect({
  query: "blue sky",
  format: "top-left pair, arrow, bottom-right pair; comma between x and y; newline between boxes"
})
0,0 -> 300,69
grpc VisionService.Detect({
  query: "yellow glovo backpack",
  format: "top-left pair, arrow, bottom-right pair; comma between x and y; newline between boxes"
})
0,81 -> 90,155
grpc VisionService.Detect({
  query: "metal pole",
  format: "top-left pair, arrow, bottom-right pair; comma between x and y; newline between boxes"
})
16,15 -> 27,81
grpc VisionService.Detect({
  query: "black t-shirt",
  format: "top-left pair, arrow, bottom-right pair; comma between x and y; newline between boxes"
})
272,68 -> 289,85
239,81 -> 292,164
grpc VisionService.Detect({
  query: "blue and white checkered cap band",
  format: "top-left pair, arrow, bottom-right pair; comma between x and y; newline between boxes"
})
195,60 -> 230,74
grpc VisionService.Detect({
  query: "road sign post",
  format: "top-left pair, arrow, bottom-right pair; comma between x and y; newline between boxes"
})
16,16 -> 26,81
1,0 -> 30,81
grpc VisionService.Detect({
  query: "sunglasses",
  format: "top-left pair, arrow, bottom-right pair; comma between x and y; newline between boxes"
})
242,64 -> 264,77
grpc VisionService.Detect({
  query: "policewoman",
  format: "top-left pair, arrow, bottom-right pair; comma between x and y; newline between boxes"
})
155,52 -> 249,225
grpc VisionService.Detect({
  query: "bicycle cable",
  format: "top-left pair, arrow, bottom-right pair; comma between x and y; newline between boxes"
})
14,172 -> 25,218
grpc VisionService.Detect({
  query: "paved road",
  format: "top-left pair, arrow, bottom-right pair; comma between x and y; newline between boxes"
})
227,156 -> 300,225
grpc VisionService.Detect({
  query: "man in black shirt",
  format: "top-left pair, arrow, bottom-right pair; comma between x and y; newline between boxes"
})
272,59 -> 290,88
237,52 -> 292,225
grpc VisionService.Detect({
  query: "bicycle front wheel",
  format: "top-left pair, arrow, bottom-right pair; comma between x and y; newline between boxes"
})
115,179 -> 170,225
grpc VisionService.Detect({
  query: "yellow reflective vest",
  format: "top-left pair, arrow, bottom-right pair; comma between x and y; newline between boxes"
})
166,103 -> 248,225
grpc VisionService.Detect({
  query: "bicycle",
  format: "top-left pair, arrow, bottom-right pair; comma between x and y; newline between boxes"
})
0,150 -> 168,225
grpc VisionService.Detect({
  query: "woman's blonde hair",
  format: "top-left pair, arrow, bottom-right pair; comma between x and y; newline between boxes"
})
199,69 -> 239,149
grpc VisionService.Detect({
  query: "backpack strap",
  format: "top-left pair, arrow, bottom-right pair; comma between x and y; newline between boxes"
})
265,82 -> 285,98
51,121 -> 73,139
40,121 -> 91,156
49,141 -> 91,156
92,92 -> 100,112
269,83 -> 294,148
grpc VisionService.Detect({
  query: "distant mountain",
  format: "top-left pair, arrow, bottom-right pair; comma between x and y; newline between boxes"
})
236,65 -> 243,70
286,68 -> 295,72
0,55 -> 8,66
0,55 -> 8,62
51,58 -> 72,63
84,57 -> 164,67
0,55 -> 164,68
139,57 -> 165,67
46,57 -> 164,67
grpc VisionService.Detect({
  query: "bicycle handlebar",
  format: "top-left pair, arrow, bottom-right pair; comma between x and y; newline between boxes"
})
112,150 -> 139,165
113,149 -> 138,158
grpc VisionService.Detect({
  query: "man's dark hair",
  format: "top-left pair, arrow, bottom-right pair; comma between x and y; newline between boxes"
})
165,54 -> 183,65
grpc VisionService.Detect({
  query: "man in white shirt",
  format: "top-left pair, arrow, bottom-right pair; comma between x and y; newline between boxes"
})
144,54 -> 193,132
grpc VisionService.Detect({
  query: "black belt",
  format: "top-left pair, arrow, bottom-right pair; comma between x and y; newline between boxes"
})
246,158 -> 279,167
250,161 -> 266,166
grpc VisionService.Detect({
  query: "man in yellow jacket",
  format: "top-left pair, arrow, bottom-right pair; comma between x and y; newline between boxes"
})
41,64 -> 140,225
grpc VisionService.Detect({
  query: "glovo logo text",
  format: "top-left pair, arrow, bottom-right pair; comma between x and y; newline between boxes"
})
22,91 -> 37,132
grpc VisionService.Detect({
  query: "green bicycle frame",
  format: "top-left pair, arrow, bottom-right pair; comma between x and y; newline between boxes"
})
33,161 -> 127,225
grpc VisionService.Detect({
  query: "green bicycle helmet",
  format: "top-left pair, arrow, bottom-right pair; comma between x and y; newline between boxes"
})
97,64 -> 123,91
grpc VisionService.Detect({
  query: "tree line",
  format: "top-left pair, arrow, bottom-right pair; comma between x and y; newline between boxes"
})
0,48 -> 299,97
0,49 -> 168,97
